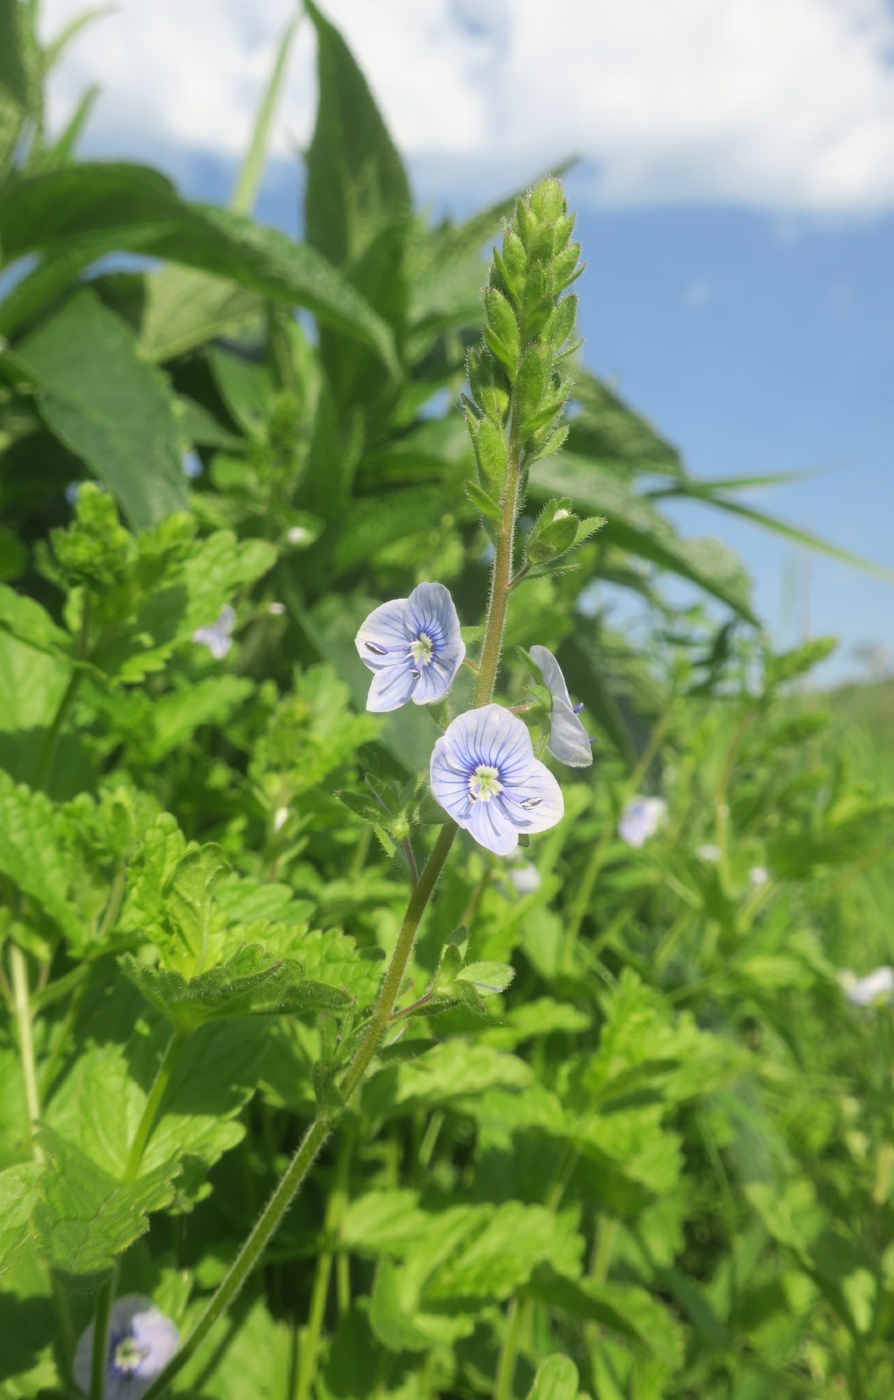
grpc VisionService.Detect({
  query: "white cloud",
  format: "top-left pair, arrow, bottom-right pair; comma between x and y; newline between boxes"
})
40,0 -> 894,208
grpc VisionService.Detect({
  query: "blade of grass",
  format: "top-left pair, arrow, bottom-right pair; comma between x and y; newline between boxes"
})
230,9 -> 300,217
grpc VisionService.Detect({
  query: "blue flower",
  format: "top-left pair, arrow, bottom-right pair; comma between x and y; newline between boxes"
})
355,582 -> 465,713
618,796 -> 666,849
430,704 -> 564,855
192,604 -> 236,659
528,645 -> 593,767
74,1294 -> 179,1400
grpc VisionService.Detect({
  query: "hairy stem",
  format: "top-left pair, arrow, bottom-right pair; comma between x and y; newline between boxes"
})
90,1276 -> 114,1400
139,824 -> 457,1400
10,946 -> 42,1163
294,1125 -> 353,1400
123,1030 -> 188,1184
475,435 -> 521,708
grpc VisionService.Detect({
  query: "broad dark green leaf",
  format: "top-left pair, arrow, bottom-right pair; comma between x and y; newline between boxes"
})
0,164 -> 398,372
13,289 -> 188,529
304,0 -> 411,271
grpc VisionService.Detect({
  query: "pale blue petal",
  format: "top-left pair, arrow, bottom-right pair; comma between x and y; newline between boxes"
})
74,1295 -> 179,1400
355,599 -> 411,671
406,582 -> 463,650
466,798 -> 519,855
367,659 -> 418,713
411,636 -> 465,704
529,644 -> 592,768
500,759 -> 565,833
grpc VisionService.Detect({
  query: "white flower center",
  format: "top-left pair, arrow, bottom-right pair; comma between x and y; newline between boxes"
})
113,1336 -> 149,1375
409,632 -> 434,667
469,765 -> 503,801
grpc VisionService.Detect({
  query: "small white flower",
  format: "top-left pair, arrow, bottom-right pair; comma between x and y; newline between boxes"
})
192,604 -> 236,660
267,602 -> 286,616
287,526 -> 311,545
840,966 -> 894,1007
697,844 -> 722,863
749,866 -> 769,886
273,806 -> 289,833
618,797 -> 666,849
75,1295 -> 179,1400
508,862 -> 542,895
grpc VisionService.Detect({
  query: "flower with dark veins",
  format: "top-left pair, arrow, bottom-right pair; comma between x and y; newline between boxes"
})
355,582 -> 465,713
74,1294 -> 179,1400
192,604 -> 236,660
430,704 -> 564,855
528,644 -> 593,767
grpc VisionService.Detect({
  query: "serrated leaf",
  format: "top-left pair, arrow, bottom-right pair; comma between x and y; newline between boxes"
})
0,771 -> 80,941
33,1129 -> 179,1287
120,946 -> 352,1031
456,961 -> 516,995
0,585 -> 70,657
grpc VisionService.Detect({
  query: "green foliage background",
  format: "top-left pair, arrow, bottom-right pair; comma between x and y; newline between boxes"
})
0,3 -> 893,1398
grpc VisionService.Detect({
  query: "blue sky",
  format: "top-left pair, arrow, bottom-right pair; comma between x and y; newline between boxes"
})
42,0 -> 894,680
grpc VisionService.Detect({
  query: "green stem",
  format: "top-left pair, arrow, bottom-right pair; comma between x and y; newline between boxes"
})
90,1276 -> 114,1400
123,1030 -> 188,1184
564,708 -> 672,957
475,435 -> 521,708
34,593 -> 91,794
294,1125 -> 353,1400
139,824 -> 457,1400
10,945 -> 42,1163
493,1294 -> 523,1400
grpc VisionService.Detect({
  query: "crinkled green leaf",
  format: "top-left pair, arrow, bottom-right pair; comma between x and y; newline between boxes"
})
33,1128 -> 179,1286
0,771 -> 80,941
0,1162 -> 40,1276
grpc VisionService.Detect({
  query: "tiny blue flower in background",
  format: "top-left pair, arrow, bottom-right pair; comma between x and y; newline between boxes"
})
192,604 -> 236,659
528,645 -> 593,768
618,796 -> 666,849
508,861 -> 542,895
430,704 -> 564,855
74,1294 -> 179,1400
355,582 -> 465,713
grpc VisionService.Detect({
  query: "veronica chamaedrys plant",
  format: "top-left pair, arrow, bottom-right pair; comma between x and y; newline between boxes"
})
133,177 -> 587,1400
430,704 -> 564,854
529,644 -> 593,767
74,1296 -> 178,1400
354,581 -> 465,711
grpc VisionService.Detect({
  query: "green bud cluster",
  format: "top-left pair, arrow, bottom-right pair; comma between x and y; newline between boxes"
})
465,178 -> 583,503
48,483 -> 134,591
525,495 -> 605,567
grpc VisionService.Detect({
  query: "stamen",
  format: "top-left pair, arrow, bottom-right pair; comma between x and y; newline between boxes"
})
522,796 -> 542,809
365,641 -> 388,656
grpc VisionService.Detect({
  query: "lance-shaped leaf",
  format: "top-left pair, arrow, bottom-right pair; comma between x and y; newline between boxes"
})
525,1355 -> 580,1400
119,945 -> 353,1031
0,164 -> 398,372
33,1129 -> 179,1289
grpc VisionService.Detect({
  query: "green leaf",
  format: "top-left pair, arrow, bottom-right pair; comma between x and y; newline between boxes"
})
0,1162 -> 40,1276
33,1128 -> 179,1288
528,1266 -> 683,1368
465,478 -> 502,527
455,961 -> 516,995
531,454 -> 755,620
525,1355 -> 580,1400
119,946 -> 352,1031
12,289 -> 188,530
0,0 -> 28,108
139,267 -> 261,364
96,529 -> 276,683
304,0 -> 411,270
0,771 -> 80,941
0,584 -> 70,656
0,165 -> 399,372
229,12 -> 299,217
